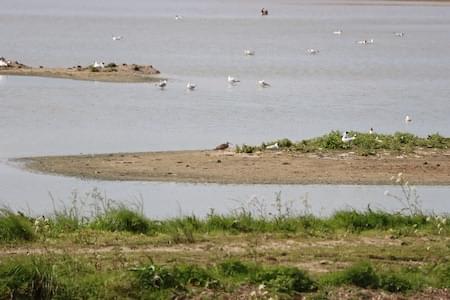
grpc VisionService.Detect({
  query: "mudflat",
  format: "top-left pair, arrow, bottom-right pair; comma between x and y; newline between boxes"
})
22,149 -> 450,185
0,58 -> 160,82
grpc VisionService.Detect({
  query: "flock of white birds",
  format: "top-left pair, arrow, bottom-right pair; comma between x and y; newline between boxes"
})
108,13 -> 411,146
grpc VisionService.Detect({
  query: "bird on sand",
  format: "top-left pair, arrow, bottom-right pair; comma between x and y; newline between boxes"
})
215,142 -> 231,150
266,142 -> 279,150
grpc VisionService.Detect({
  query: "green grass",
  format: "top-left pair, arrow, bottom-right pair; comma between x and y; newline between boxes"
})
235,131 -> 450,155
90,206 -> 153,234
0,209 -> 35,242
2,256 -> 449,299
1,206 -> 448,243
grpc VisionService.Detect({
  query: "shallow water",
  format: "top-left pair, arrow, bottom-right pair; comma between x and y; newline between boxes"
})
1,160 -> 450,218
0,0 -> 449,216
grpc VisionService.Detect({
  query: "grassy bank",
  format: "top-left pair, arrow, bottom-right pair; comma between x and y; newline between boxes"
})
1,188 -> 449,298
235,131 -> 450,156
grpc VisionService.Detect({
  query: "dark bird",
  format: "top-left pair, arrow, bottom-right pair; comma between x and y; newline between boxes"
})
215,142 -> 231,150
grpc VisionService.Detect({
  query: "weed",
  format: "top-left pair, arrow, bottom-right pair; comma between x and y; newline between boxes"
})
253,266 -> 317,293
379,273 -> 413,292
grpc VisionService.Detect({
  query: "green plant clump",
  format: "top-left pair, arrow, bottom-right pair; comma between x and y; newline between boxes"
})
90,207 -> 152,234
0,209 -> 34,242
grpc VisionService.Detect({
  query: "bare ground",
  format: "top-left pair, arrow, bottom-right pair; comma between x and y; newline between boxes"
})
21,148 -> 450,185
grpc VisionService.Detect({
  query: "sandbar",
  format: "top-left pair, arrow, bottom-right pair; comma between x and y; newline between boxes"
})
0,58 -> 160,83
21,149 -> 450,185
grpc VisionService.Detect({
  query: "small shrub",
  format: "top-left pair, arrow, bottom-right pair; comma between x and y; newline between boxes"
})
253,266 -> 317,293
218,259 -> 250,276
342,261 -> 379,288
131,263 -> 219,291
236,144 -> 258,153
106,62 -> 117,68
91,207 -> 151,234
277,138 -> 293,148
379,273 -> 413,292
0,209 -> 34,242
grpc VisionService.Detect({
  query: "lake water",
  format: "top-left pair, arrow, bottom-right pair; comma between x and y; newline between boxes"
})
1,0 -> 449,217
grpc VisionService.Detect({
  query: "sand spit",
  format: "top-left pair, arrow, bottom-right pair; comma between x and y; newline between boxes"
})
21,149 -> 450,185
0,57 -> 161,82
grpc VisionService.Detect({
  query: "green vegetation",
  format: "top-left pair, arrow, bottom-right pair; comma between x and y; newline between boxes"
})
0,209 -> 34,242
0,187 -> 449,298
235,131 -> 450,155
1,255 -> 449,299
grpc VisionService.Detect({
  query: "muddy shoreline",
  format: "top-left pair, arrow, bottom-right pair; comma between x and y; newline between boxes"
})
21,149 -> 450,185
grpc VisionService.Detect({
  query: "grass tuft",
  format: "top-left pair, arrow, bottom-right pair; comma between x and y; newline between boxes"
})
0,209 -> 34,242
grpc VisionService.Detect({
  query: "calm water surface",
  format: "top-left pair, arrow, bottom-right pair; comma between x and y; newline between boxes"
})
0,0 -> 449,216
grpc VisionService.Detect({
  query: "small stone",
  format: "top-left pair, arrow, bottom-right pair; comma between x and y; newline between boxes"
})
217,159 -> 221,163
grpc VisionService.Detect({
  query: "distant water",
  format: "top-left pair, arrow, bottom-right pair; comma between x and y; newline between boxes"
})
0,0 -> 449,216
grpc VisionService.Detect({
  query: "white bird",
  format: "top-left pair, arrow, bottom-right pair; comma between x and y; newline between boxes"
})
266,142 -> 279,150
228,76 -> 240,84
0,60 -> 8,67
186,82 -> 196,90
93,61 -> 105,68
258,80 -> 271,87
175,15 -> 182,20
394,32 -> 405,37
405,115 -> 412,123
342,131 -> 356,143
357,39 -> 374,45
306,48 -> 319,55
112,35 -> 123,41
157,80 -> 167,89
244,49 -> 255,56
369,128 -> 374,135
333,30 -> 343,35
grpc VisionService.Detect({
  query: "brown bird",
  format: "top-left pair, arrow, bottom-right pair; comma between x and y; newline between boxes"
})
215,142 -> 231,150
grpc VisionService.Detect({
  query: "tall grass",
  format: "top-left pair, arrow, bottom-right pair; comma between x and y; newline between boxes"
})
0,256 -> 58,299
0,209 -> 34,242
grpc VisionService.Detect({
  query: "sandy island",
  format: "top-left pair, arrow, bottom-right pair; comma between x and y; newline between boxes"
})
0,58 -> 160,82
21,148 -> 450,185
